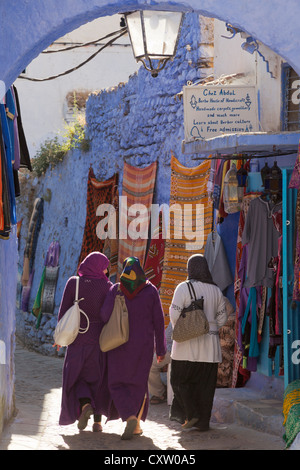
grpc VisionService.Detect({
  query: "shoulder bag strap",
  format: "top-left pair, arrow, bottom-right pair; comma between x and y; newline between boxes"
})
75,276 -> 79,302
186,281 -> 195,301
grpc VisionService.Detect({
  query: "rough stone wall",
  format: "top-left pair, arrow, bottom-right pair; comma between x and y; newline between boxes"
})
15,13 -> 213,355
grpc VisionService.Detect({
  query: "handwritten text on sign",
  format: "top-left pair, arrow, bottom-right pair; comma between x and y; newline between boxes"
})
183,85 -> 259,141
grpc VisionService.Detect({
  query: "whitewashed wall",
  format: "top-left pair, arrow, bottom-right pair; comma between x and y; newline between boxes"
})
15,15 -> 140,157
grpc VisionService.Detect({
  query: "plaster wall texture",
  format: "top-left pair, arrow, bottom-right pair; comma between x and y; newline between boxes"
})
15,12 -> 204,355
1,0 -> 300,93
1,1 -> 300,432
14,11 -> 292,356
14,15 -> 140,157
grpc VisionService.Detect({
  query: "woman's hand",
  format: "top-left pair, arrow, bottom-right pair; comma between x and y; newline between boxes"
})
157,355 -> 165,363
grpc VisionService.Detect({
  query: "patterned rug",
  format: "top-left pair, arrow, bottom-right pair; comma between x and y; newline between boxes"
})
144,209 -> 166,289
159,155 -> 213,325
117,161 -> 157,276
78,167 -> 118,269
103,187 -> 119,279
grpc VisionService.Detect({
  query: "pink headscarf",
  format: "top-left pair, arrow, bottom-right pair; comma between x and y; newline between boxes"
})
78,252 -> 109,280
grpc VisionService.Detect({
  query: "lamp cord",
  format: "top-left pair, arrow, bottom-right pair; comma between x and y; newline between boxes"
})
18,29 -> 127,82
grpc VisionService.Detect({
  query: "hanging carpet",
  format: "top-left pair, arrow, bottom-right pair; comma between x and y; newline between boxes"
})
21,198 -> 44,285
78,167 -> 118,268
159,155 -> 213,326
144,207 -> 166,289
117,161 -> 157,276
103,186 -> 119,279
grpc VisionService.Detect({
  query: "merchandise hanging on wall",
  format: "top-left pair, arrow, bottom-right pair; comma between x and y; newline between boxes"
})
0,85 -> 31,239
144,207 -> 167,289
78,167 -> 118,268
102,185 -> 119,280
32,241 -> 60,328
20,197 -> 44,312
231,158 -> 284,384
117,160 -> 157,276
204,230 -> 233,292
232,193 -> 261,387
159,154 -> 213,325
288,141 -> 300,302
204,228 -> 235,388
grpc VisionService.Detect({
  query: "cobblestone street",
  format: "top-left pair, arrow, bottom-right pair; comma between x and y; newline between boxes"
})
0,342 -> 285,451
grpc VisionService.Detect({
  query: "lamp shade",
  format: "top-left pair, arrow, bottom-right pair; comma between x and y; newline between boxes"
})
125,10 -> 183,76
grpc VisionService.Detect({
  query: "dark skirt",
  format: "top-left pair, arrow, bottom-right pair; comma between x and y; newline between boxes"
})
170,359 -> 218,430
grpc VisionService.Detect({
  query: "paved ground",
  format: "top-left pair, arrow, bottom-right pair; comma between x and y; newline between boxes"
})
0,342 -> 285,452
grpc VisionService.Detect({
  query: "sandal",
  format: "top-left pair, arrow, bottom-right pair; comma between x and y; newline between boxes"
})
150,395 -> 167,405
182,418 -> 199,429
77,404 -> 93,430
121,418 -> 138,440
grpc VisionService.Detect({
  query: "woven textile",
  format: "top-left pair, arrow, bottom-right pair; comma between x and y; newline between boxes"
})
103,187 -> 119,279
117,161 -> 157,276
159,155 -> 213,325
231,193 -> 260,387
283,379 -> 300,448
144,210 -> 166,289
78,167 -> 118,268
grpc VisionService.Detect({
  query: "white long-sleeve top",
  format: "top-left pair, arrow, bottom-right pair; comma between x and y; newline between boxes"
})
169,280 -> 228,363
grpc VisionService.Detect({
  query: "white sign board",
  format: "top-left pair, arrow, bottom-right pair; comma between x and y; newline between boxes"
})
183,85 -> 259,142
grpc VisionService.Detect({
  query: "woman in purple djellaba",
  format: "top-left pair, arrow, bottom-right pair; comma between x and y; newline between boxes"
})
57,251 -> 112,432
100,257 -> 167,440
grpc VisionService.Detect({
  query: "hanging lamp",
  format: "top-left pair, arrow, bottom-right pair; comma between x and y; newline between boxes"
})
124,10 -> 183,77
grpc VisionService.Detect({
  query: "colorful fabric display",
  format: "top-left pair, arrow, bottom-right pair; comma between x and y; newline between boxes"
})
159,154 -> 213,326
78,167 -> 118,268
117,161 -> 157,276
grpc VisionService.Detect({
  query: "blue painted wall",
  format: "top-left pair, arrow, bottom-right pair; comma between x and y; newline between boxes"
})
15,13 -> 206,354
2,0 -> 300,431
1,0 -> 300,92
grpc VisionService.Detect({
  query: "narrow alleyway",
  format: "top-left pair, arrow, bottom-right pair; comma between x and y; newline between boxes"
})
0,341 -> 285,451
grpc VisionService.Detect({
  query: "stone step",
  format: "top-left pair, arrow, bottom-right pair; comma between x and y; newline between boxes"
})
212,388 -> 284,437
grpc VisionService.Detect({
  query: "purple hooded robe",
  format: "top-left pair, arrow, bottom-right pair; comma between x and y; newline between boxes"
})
100,280 -> 167,422
58,252 -> 112,425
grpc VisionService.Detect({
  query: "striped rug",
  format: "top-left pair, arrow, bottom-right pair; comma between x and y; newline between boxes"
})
117,161 -> 157,276
78,167 -> 118,269
159,154 -> 213,325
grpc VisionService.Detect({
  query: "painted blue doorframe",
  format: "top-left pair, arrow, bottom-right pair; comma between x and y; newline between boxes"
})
282,169 -> 300,388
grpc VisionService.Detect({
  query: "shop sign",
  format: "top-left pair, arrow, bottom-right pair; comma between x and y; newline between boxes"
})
183,84 -> 259,142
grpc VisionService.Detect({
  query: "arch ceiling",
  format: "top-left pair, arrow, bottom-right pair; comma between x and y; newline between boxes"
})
0,0 -> 300,96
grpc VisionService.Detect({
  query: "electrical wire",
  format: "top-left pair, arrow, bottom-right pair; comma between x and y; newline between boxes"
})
41,27 -> 127,53
18,29 -> 127,82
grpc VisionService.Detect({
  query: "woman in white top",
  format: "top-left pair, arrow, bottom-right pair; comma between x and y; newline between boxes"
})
169,254 -> 228,431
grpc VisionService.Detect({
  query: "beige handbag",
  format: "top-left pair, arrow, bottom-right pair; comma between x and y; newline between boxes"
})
172,281 -> 209,343
53,277 -> 89,347
99,285 -> 129,352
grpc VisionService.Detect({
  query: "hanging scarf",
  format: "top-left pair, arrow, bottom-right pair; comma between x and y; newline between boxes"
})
119,256 -> 148,299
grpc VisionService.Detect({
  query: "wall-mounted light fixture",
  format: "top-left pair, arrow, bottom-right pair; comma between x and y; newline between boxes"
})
124,10 -> 183,77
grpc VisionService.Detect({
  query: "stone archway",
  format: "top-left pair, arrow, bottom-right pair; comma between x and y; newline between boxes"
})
1,0 -> 300,94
